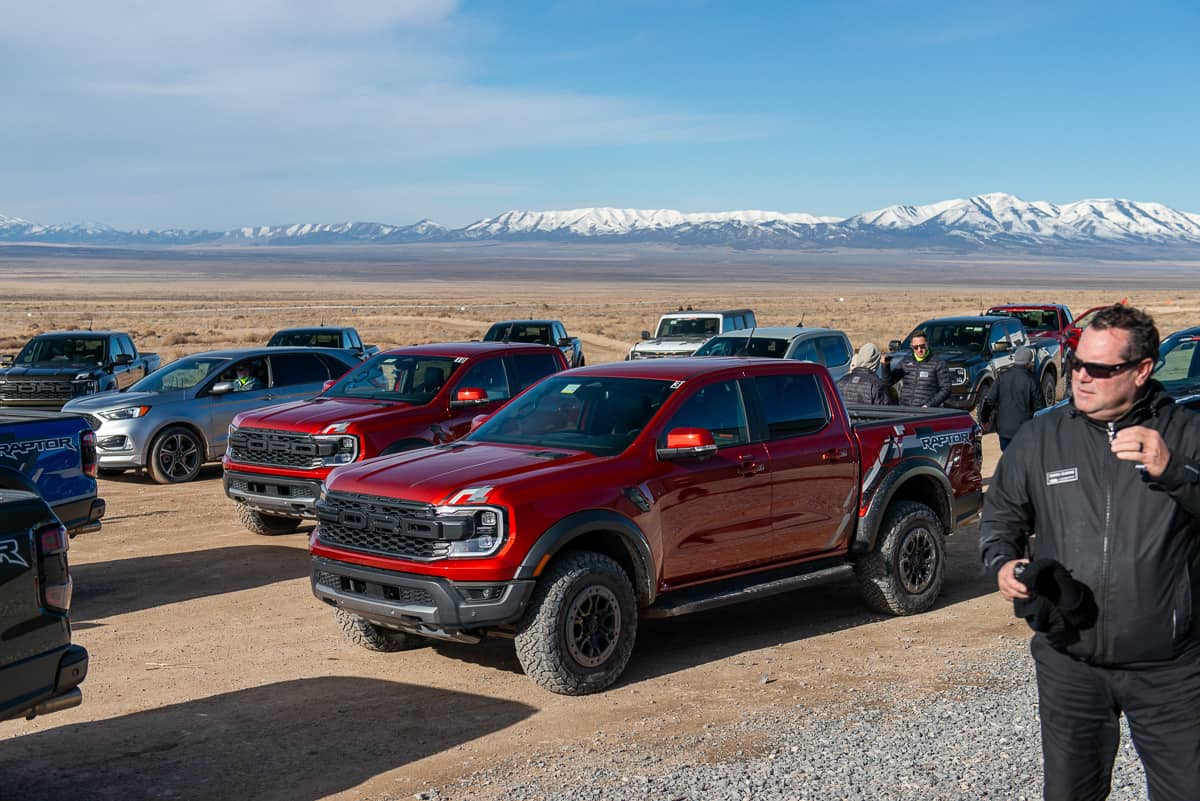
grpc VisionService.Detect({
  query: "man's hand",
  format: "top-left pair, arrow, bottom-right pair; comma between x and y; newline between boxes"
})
1111,426 -> 1171,478
997,558 -> 1031,600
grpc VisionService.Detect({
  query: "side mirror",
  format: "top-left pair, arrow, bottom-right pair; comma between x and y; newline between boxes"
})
640,330 -> 652,340
114,353 -> 133,366
321,379 -> 337,392
656,427 -> 717,460
210,381 -> 235,395
451,387 -> 489,407
0,354 -> 11,367
557,337 -> 572,347
992,340 -> 1011,353
888,340 -> 902,352
470,413 -> 491,432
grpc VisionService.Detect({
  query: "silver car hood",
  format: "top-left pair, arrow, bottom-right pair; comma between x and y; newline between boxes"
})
64,389 -> 189,412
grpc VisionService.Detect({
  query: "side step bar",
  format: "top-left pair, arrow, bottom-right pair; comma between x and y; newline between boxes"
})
645,561 -> 855,619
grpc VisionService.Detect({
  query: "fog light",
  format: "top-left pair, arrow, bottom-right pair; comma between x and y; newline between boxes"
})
98,435 -> 128,450
460,586 -> 505,603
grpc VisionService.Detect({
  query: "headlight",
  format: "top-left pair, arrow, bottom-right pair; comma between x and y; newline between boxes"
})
99,405 -> 151,420
313,434 -> 359,466
950,368 -> 969,386
434,505 -> 507,558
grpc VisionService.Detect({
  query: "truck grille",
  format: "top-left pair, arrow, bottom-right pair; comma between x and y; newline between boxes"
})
633,350 -> 692,359
0,380 -> 76,401
314,570 -> 435,605
226,475 -> 318,500
229,428 -> 321,469
316,491 -> 451,561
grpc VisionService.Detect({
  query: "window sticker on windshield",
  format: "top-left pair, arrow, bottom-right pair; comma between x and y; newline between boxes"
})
561,383 -> 581,394
669,380 -> 685,389
454,357 -> 468,363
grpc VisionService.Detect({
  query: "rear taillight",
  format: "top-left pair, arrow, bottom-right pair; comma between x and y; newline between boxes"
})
43,575 -> 73,612
37,523 -> 72,612
81,430 -> 98,478
40,524 -> 69,555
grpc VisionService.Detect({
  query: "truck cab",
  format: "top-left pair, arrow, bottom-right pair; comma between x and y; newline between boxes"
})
627,309 -> 757,360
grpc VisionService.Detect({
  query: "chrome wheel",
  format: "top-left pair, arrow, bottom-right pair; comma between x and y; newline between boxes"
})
150,427 -> 203,483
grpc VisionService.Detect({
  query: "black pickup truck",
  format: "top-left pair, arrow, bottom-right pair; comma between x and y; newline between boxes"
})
268,326 -> 379,361
0,331 -> 160,409
483,319 -> 585,367
0,470 -> 89,722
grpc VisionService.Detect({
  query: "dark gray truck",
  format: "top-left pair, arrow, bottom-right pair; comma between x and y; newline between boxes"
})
483,320 -> 585,367
0,470 -> 89,721
0,331 -> 160,409
268,327 -> 379,361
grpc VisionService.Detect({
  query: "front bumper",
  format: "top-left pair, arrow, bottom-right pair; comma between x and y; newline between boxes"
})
224,469 -> 322,518
91,416 -> 155,469
311,555 -> 535,635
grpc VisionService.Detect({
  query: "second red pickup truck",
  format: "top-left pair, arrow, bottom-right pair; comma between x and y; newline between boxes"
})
223,342 -> 567,534
310,357 -> 983,694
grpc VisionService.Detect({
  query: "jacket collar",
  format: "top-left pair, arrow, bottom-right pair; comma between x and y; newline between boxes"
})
1071,380 -> 1176,432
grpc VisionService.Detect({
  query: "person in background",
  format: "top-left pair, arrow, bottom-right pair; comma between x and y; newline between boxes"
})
980,304 -> 1200,801
231,362 -> 264,392
837,343 -> 894,405
884,329 -> 950,407
980,346 -> 1044,451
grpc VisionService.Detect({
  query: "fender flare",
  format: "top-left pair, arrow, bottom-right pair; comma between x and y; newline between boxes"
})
853,459 -> 955,554
144,420 -> 211,464
514,509 -> 656,605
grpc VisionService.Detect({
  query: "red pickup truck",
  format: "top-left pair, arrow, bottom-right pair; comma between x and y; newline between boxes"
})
310,358 -> 983,694
223,342 -> 567,535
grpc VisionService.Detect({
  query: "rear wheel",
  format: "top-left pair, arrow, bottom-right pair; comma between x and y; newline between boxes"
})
237,503 -> 302,536
334,609 -> 422,652
971,380 -> 992,423
147,426 -> 203,484
854,500 -> 945,615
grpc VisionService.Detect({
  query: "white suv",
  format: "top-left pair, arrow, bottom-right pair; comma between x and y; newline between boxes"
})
627,309 -> 757,360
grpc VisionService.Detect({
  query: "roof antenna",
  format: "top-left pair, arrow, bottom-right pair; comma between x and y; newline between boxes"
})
86,317 -> 94,331
741,326 -> 757,357
797,312 -> 805,326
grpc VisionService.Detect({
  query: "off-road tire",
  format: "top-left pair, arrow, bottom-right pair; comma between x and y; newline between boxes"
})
1041,370 -> 1057,407
147,425 -> 204,484
237,503 -> 302,536
334,609 -> 422,652
514,550 -> 638,695
854,500 -> 945,616
971,380 -> 992,423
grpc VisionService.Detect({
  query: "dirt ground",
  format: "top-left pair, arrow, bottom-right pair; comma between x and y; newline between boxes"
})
1,253 -> 1198,800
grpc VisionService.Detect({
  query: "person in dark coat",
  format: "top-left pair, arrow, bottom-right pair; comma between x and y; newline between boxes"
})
980,346 -> 1044,451
884,329 -> 951,407
837,343 -> 894,405
979,304 -> 1200,801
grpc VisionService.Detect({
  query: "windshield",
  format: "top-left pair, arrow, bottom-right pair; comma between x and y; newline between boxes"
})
268,330 -> 341,348
469,376 -> 677,456
483,322 -> 551,344
17,336 -> 107,365
907,323 -> 987,352
694,337 -> 789,357
130,356 -> 230,392
656,317 -> 720,339
1153,334 -> 1200,394
989,308 -> 1058,332
326,353 -> 461,403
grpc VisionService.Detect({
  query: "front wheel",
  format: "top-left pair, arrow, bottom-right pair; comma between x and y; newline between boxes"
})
237,503 -> 302,535
514,551 -> 638,695
854,500 -> 945,616
148,426 -> 204,484
1041,371 -> 1057,406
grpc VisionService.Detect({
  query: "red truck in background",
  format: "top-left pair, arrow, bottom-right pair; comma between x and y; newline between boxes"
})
985,304 -> 1075,350
223,342 -> 567,535
310,358 -> 983,695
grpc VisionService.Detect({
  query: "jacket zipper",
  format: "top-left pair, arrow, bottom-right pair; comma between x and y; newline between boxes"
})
1099,421 -> 1116,660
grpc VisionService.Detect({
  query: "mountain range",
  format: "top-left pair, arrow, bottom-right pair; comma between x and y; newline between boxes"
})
4,193 -> 1200,255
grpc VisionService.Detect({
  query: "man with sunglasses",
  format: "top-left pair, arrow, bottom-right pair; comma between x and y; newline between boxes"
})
884,329 -> 951,407
980,304 -> 1200,801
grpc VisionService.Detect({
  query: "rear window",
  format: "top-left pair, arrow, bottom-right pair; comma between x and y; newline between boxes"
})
510,352 -> 562,392
694,337 -> 789,357
483,323 -> 551,344
818,336 -> 851,367
752,373 -> 829,439
270,353 -> 331,386
269,330 -> 342,348
656,317 -> 720,338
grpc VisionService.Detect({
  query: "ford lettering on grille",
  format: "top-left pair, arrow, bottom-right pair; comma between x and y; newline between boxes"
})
317,492 -> 449,560
230,429 -> 321,468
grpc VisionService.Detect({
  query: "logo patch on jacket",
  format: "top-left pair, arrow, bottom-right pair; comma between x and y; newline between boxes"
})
1046,468 -> 1078,486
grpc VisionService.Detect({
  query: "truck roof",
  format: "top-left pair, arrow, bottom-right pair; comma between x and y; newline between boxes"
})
489,319 -> 561,327
379,341 -> 563,358
919,315 -> 1011,325
658,308 -> 753,318
706,326 -> 840,339
272,326 -> 354,334
31,330 -> 124,338
562,356 -> 796,381
987,304 -> 1068,311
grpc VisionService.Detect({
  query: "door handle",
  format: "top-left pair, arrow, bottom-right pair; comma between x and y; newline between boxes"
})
737,457 -> 766,476
821,448 -> 851,462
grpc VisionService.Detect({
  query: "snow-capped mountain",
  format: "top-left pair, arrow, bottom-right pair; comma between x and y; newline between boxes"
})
2,194 -> 1199,254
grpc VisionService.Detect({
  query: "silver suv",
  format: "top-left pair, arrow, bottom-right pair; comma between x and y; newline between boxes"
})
692,326 -> 855,381
627,308 -> 757,359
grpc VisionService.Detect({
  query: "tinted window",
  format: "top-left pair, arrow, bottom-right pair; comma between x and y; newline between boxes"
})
457,357 -> 511,401
790,339 -> 820,363
753,373 -> 829,439
329,353 -> 460,403
483,323 -> 551,344
818,336 -> 851,367
661,379 -> 749,448
269,329 -> 342,348
115,335 -> 135,358
17,336 -> 107,365
345,330 -> 362,349
270,353 -> 329,386
912,323 -> 986,352
695,337 -> 789,357
510,352 -> 561,393
316,353 -> 354,378
552,322 -> 566,341
657,317 -> 720,338
130,356 -> 229,392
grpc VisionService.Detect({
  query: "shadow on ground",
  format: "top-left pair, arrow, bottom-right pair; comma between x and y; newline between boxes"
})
0,677 -> 534,801
72,544 -> 309,621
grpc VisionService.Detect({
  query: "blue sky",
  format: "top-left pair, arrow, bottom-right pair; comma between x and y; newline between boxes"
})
1,0 -> 1196,229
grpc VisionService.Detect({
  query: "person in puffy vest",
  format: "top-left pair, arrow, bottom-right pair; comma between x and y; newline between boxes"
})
837,343 -> 893,405
884,329 -> 951,407
979,346 -> 1044,451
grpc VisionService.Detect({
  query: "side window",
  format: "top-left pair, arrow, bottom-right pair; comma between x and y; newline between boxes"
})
316,354 -> 351,379
660,379 -> 749,448
346,330 -> 362,349
116,335 -> 136,358
988,325 -> 1008,349
818,336 -> 851,367
1005,320 -> 1025,344
509,353 -> 561,393
269,353 -> 329,387
744,311 -> 757,328
457,357 -> 511,401
552,322 -> 566,342
790,339 -> 821,363
752,373 -> 829,440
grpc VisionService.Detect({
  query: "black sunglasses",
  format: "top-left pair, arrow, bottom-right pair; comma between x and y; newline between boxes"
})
911,343 -> 929,351
1067,354 -> 1143,379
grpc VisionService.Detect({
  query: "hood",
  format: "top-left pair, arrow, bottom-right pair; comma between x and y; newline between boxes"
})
634,338 -> 709,352
235,396 -> 418,432
327,442 -> 593,505
63,389 -> 182,412
0,364 -> 102,379
927,348 -> 984,366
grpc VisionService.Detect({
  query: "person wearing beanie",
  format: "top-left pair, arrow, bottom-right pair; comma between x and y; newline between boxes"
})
979,345 -> 1044,451
837,343 -> 893,405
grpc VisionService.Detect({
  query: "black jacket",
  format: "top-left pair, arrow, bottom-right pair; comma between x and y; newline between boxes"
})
888,354 -> 951,407
837,367 -> 894,406
980,365 -> 1044,439
980,383 -> 1200,665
